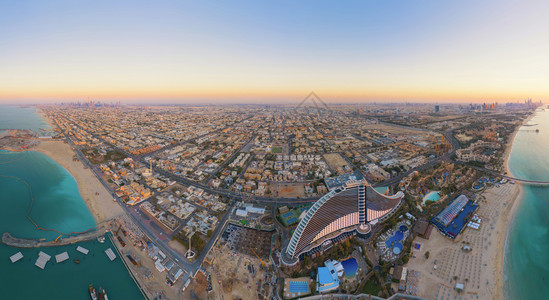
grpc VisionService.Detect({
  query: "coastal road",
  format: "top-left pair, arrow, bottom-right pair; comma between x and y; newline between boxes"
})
58,128 -> 244,290
58,129 -> 199,283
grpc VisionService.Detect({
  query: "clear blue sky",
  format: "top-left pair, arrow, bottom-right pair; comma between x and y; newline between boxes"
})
1,0 -> 548,103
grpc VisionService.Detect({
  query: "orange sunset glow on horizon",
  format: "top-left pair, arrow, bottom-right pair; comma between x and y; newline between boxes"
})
1,1 -> 548,104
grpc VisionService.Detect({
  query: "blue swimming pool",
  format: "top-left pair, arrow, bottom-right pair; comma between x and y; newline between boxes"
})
289,281 -> 309,293
385,226 -> 408,254
341,258 -> 358,277
393,242 -> 403,254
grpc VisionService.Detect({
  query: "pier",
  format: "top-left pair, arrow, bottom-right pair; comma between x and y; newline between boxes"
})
467,166 -> 549,186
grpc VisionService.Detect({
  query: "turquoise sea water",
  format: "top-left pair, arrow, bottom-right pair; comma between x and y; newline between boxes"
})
0,105 -> 50,132
0,106 -> 143,299
505,109 -> 549,299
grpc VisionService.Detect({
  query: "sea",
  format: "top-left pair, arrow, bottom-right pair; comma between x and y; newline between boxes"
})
504,108 -> 549,299
0,105 -> 144,299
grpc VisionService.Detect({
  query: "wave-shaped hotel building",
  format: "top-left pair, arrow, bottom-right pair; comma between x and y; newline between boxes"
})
281,181 -> 404,266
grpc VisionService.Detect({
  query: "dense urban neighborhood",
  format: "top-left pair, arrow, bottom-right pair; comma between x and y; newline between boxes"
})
2,100 -> 541,299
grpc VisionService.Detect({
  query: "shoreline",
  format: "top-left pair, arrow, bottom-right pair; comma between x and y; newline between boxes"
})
493,111 -> 534,300
404,111 -> 534,300
34,108 -> 124,225
35,109 -> 52,130
2,108 -> 162,299
35,141 -> 125,226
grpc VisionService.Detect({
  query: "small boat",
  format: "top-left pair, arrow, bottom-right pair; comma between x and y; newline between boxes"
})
89,284 -> 98,300
97,236 -> 105,243
97,287 -> 108,300
74,258 -> 80,264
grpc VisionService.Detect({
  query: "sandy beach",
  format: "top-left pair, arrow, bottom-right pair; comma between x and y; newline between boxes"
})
492,113 -> 535,299
35,140 -> 124,223
407,182 -> 519,299
34,109 -> 124,223
405,116 -> 531,299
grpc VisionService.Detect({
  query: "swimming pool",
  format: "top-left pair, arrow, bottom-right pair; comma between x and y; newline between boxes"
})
423,191 -> 440,204
289,281 -> 309,293
341,258 -> 358,277
392,242 -> 403,254
385,226 -> 408,255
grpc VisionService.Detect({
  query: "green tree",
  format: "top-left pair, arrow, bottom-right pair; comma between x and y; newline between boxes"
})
424,251 -> 430,259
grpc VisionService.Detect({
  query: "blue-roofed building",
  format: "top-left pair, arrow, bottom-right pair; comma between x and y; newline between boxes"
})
432,194 -> 479,239
317,260 -> 341,293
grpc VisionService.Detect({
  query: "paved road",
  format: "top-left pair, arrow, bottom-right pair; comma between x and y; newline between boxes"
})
373,128 -> 459,188
135,114 -> 256,161
299,293 -> 426,300
59,114 -> 464,291
205,134 -> 256,185
58,127 -> 199,286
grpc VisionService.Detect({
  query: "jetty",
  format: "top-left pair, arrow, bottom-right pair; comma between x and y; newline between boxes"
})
105,248 -> 117,261
467,165 -> 549,186
9,252 -> 23,263
55,252 -> 69,263
2,228 -> 106,248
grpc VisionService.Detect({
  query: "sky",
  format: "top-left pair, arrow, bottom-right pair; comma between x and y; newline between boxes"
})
1,0 -> 548,104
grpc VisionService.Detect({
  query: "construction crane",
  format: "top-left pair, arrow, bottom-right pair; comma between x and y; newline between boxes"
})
251,248 -> 265,267
52,235 -> 62,244
114,224 -> 122,235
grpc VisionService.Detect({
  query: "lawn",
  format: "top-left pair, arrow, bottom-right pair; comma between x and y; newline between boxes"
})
361,277 -> 382,296
271,146 -> 283,153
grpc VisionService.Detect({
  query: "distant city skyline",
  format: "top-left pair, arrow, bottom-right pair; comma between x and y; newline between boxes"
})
2,1 -> 549,103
